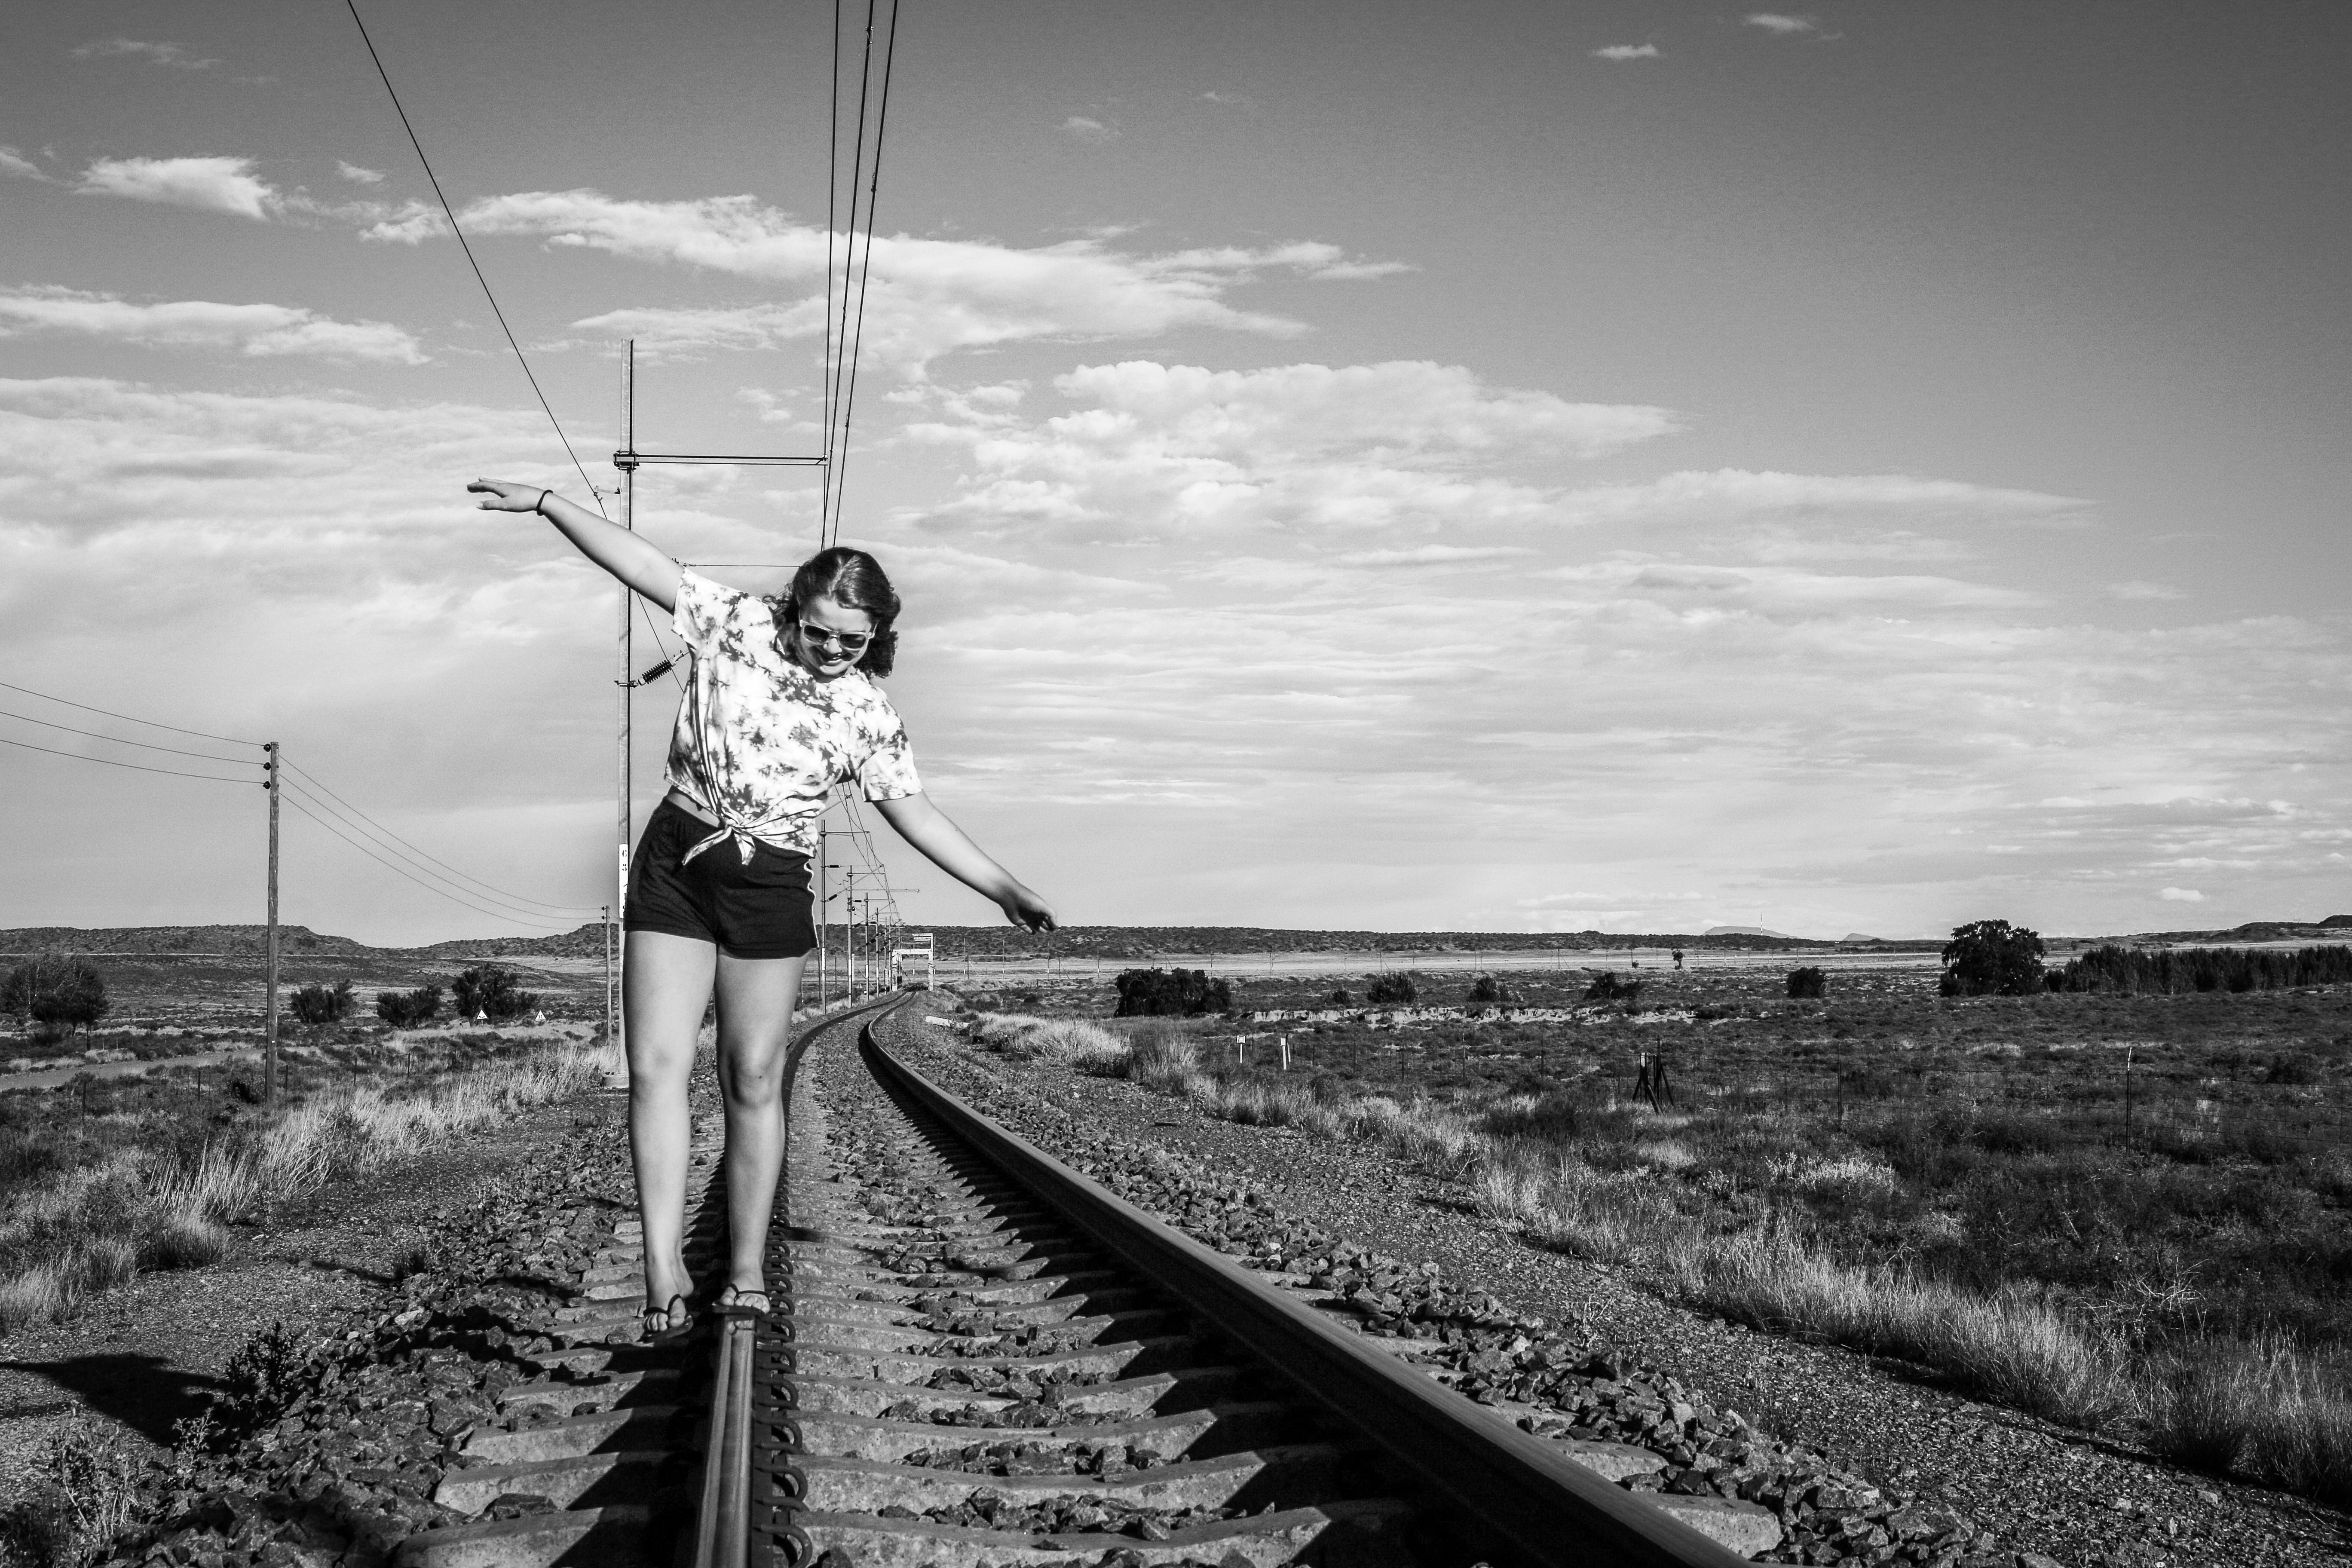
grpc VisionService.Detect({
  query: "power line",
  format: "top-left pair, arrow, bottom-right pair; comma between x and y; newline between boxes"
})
282,763 -> 601,916
281,782 -> 598,925
342,0 -> 608,515
0,732 -> 257,784
0,706 -> 257,766
280,794 -> 581,931
0,677 -> 260,749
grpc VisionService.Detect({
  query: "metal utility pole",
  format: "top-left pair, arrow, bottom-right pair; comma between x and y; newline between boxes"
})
614,343 -> 638,1052
262,741 -> 281,1106
602,903 -> 614,1045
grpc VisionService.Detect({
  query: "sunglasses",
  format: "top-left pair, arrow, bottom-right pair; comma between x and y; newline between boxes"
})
796,621 -> 873,653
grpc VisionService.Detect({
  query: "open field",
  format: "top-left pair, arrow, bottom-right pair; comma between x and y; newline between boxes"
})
957,958 -> 2352,1505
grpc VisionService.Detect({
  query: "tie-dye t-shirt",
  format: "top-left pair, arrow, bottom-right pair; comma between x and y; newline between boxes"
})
661,568 -> 921,864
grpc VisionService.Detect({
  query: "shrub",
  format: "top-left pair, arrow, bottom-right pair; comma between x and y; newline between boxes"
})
1120,1020 -> 1200,1090
1786,966 -> 1828,999
450,965 -> 537,1024
2052,943 -> 2352,996
1939,920 -> 2046,997
375,985 -> 443,1029
2,956 -> 109,1039
186,1322 -> 307,1452
1467,973 -> 1514,1006
0,1423 -> 144,1568
1582,971 -> 1642,1003
287,980 -> 355,1028
1365,972 -> 1416,1006
1112,968 -> 1231,1018
1328,988 -> 1352,1006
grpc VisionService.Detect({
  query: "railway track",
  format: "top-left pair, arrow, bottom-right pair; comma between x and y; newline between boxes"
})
402,996 -> 1750,1568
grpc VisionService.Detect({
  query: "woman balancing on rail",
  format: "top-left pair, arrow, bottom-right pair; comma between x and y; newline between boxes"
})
469,478 -> 1057,1338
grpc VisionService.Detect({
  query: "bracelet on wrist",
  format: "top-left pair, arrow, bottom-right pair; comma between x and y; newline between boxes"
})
535,488 -> 552,515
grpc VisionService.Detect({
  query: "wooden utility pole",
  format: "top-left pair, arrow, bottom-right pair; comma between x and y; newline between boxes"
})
263,740 -> 281,1105
614,341 -> 637,1053
602,903 -> 614,1045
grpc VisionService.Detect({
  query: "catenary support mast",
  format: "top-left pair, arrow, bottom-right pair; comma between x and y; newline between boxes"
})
615,344 -> 638,1047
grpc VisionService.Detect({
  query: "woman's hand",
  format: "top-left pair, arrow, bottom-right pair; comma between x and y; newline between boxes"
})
469,478 -> 547,512
999,885 -> 1057,933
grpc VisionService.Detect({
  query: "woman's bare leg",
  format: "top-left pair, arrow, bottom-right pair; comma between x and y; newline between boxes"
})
623,931 -> 719,1317
711,951 -> 805,1296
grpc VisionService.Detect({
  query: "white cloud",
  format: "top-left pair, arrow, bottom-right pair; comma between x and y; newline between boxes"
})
2108,580 -> 2185,601
1335,545 -> 1537,569
454,189 -> 1403,372
337,162 -> 386,185
1062,116 -> 1119,145
72,38 -> 220,69
1745,13 -> 1820,35
910,358 -> 1676,542
1,146 -> 51,182
77,155 -> 275,219
1593,44 -> 1662,61
2159,887 -> 2205,902
358,201 -> 449,243
1554,469 -> 2092,530
557,301 -> 821,358
0,286 -> 426,363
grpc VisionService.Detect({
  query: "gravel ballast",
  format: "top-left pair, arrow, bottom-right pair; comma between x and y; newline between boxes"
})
881,1000 -> 2351,1568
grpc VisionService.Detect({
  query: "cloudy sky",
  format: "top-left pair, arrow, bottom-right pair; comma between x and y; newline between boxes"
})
3,1 -> 2347,945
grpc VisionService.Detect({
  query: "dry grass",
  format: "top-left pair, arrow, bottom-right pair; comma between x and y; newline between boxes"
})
1666,1224 -> 2139,1428
0,1039 -> 621,1334
2147,1337 -> 2352,1506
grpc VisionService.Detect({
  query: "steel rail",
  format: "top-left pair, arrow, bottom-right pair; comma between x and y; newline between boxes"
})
688,995 -> 897,1568
859,1012 -> 1753,1568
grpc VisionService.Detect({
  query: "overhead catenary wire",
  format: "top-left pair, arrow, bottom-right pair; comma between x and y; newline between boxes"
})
282,762 -> 602,916
0,732 -> 257,785
826,0 -> 901,548
0,677 -> 261,750
342,0 -> 609,517
0,705 -> 259,766
821,0 -> 903,551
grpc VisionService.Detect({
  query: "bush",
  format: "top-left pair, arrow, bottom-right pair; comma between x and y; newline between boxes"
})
1328,988 -> 1352,1006
1365,972 -> 1416,1006
287,980 -> 355,1028
0,1424 -> 144,1568
2053,943 -> 2352,996
1467,973 -> 1514,1006
374,985 -> 443,1029
1940,920 -> 2047,997
1582,971 -> 1642,1003
1786,966 -> 1828,1000
2,956 -> 109,1039
1112,968 -> 1231,1018
450,965 -> 537,1024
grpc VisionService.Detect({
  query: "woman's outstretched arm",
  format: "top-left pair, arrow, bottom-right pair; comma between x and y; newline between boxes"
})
872,793 -> 1057,933
469,479 -> 683,612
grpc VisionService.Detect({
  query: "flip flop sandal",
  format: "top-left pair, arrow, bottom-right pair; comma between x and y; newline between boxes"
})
714,1284 -> 773,1318
640,1292 -> 696,1343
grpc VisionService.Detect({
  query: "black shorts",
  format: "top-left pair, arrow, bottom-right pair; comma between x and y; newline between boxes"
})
623,799 -> 817,960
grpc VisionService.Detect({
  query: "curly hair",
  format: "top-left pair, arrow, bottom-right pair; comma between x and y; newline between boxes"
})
776,546 -> 901,677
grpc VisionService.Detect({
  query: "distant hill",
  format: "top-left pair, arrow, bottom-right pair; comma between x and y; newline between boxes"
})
0,922 -> 608,961
2099,916 -> 2352,946
12,916 -> 2340,964
0,921 -> 1896,962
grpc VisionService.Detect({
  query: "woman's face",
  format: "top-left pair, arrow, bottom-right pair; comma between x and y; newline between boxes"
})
791,592 -> 877,677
